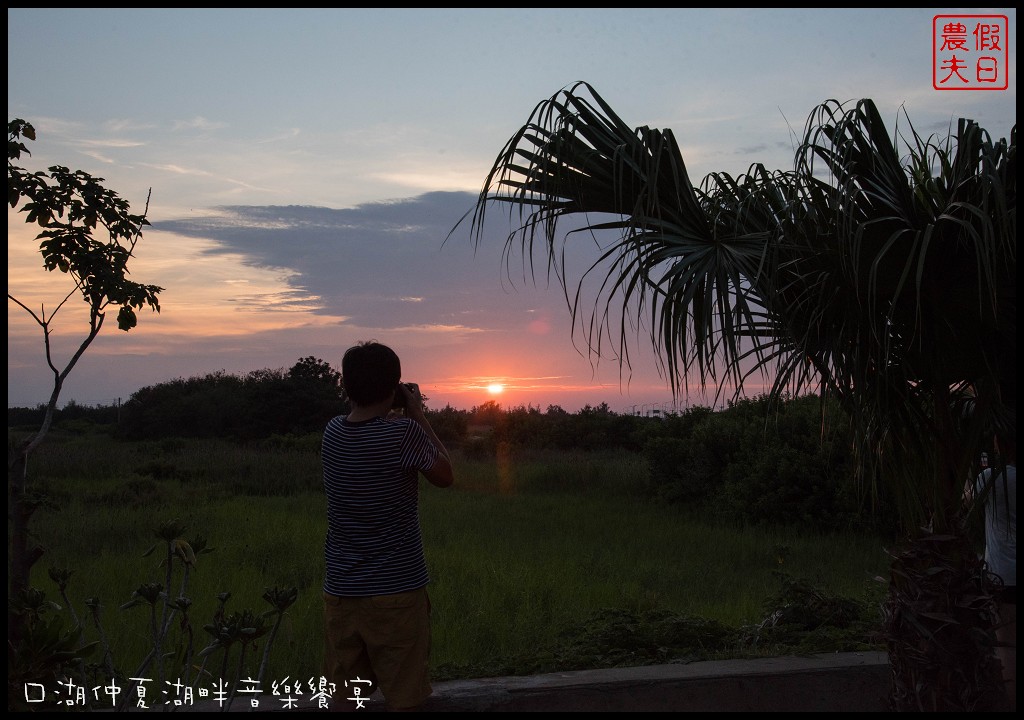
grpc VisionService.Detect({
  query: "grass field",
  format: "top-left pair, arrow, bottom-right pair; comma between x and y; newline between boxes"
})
18,431 -> 891,690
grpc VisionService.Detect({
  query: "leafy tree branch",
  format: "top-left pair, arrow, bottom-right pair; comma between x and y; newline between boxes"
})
7,117 -> 164,647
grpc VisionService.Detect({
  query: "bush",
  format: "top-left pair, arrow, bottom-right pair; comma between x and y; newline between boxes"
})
716,443 -> 848,528
117,365 -> 346,441
644,436 -> 715,505
643,395 -> 889,533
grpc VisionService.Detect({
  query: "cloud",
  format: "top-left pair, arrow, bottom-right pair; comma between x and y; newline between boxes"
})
172,116 -> 229,132
79,137 -> 148,149
255,128 -> 302,144
140,163 -> 273,194
102,118 -> 159,134
151,191 -> 582,334
10,190 -> 676,411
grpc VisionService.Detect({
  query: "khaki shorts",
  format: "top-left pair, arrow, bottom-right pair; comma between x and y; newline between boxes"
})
323,587 -> 432,710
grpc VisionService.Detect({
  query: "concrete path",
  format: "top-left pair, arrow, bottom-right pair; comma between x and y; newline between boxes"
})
179,651 -> 891,712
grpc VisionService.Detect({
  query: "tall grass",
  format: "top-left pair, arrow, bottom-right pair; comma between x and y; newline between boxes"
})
19,431 -> 891,688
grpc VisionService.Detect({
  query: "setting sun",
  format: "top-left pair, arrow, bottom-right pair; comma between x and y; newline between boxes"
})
486,383 -> 505,395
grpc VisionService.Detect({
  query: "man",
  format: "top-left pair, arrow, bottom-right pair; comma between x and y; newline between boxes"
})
965,432 -> 1016,710
322,341 -> 454,711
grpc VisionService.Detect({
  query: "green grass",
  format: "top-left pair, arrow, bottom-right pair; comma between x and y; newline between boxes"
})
16,432 -> 890,689
422,449 -> 888,678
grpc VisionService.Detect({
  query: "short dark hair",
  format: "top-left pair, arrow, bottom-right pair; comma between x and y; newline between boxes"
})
341,341 -> 401,406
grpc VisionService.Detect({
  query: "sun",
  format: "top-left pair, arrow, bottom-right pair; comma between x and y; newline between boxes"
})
486,383 -> 505,395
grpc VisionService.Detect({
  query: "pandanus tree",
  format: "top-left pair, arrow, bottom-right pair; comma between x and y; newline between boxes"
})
458,82 -> 1015,710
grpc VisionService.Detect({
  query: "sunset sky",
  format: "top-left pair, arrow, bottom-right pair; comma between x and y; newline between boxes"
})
8,8 -> 1017,413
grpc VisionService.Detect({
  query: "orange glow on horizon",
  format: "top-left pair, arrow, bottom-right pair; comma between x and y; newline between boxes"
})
421,373 -> 638,412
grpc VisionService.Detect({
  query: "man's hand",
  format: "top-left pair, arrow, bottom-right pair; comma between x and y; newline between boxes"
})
399,382 -> 424,416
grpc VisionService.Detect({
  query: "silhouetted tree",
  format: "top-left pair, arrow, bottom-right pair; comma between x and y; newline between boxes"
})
8,118 -> 163,646
119,360 -> 347,440
461,83 -> 1014,710
288,356 -> 342,387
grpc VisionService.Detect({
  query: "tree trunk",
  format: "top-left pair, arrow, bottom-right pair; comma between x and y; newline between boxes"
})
7,446 -> 44,648
883,528 -> 1005,711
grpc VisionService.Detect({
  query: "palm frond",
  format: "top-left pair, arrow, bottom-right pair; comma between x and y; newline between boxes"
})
460,83 -> 1014,528
466,82 -> 793,398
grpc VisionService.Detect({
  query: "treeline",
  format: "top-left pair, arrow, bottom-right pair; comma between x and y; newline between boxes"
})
643,396 -> 897,533
119,356 -> 346,441
8,357 -> 346,441
467,394 -> 894,532
8,359 -> 893,533
6,357 -> 637,447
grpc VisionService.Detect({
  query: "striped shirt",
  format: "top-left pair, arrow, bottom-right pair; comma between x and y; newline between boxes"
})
322,415 -> 439,596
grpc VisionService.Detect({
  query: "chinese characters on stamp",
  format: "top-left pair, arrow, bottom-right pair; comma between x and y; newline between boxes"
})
933,15 -> 1009,90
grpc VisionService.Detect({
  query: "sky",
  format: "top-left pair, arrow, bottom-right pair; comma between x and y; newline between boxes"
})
8,8 -> 1017,414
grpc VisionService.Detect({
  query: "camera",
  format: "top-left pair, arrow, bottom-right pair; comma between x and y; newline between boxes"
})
391,382 -> 419,409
